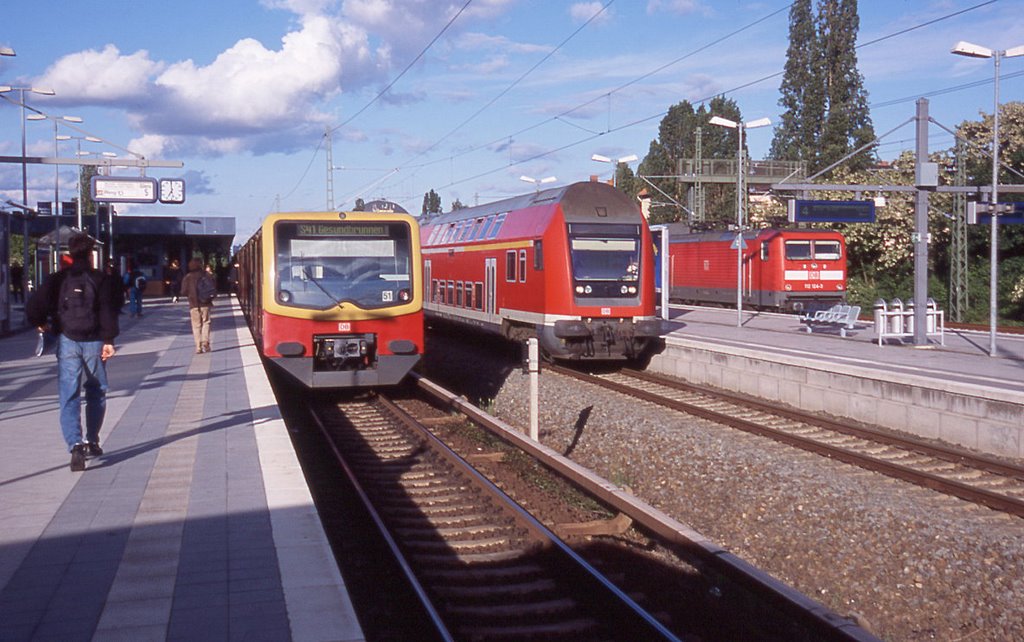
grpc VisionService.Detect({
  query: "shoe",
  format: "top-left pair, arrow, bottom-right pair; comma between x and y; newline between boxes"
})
196,349 -> 203,354
87,441 -> 103,457
202,344 -> 211,353
70,444 -> 87,472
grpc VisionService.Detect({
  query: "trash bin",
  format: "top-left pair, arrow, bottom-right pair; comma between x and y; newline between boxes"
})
889,298 -> 904,335
873,299 -> 887,337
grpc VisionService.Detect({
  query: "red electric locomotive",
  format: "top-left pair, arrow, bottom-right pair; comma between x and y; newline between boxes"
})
236,204 -> 423,388
420,180 -> 664,361
666,227 -> 846,312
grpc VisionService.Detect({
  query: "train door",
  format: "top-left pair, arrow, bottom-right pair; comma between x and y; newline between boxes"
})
485,257 -> 496,321
424,259 -> 432,309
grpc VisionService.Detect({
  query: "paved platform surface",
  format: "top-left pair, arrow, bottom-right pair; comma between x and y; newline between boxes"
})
0,298 -> 363,641
662,304 -> 1024,398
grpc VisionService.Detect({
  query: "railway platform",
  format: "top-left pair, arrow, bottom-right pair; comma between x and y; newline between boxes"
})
656,305 -> 1024,461
0,298 -> 363,641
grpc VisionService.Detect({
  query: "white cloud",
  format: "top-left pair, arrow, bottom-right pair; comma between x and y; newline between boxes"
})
35,45 -> 163,104
570,2 -> 611,25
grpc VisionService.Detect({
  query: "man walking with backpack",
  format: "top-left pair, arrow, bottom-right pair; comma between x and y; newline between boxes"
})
181,258 -> 215,354
27,233 -> 120,472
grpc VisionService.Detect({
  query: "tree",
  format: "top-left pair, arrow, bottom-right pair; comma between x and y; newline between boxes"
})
638,96 -> 744,226
818,0 -> 875,172
770,0 -> 824,166
450,198 -> 467,211
769,0 -> 875,174
421,189 -> 441,217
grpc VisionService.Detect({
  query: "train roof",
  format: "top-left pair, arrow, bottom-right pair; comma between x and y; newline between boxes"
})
423,181 -> 639,226
668,227 -> 843,243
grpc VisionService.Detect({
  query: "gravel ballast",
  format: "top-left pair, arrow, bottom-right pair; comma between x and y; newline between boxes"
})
484,368 -> 1024,642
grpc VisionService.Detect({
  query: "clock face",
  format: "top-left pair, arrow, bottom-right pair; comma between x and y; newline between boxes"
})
159,179 -> 185,204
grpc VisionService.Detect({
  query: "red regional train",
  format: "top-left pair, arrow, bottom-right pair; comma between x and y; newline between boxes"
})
420,181 -> 664,361
236,203 -> 423,388
666,227 -> 846,312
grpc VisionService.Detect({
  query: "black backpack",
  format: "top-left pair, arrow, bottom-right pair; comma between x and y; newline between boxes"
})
197,273 -> 217,304
59,271 -> 99,337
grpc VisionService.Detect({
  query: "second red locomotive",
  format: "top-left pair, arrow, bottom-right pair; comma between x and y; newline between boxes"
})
420,180 -> 664,361
666,226 -> 846,312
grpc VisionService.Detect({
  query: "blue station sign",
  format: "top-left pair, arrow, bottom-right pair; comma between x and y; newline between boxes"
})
788,199 -> 876,224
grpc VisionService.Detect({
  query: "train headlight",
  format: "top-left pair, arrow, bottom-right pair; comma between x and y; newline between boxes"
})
584,285 -> 592,294
279,290 -> 292,303
837,284 -> 844,290
784,284 -> 792,291
575,286 -> 585,294
621,285 -> 629,294
627,286 -> 637,295
398,288 -> 411,302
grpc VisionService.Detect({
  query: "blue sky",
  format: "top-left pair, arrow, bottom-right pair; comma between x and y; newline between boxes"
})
2,0 -> 1023,242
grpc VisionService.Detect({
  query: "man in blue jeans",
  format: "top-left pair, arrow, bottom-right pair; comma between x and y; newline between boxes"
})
27,233 -> 120,471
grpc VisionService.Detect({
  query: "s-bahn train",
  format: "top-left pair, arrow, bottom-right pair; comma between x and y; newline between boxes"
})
420,181 -> 664,361
236,203 -> 423,389
665,226 -> 846,313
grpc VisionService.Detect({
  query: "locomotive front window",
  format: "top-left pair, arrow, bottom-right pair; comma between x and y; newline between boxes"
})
784,240 -> 812,260
274,221 -> 413,310
813,240 -> 841,260
570,238 -> 640,282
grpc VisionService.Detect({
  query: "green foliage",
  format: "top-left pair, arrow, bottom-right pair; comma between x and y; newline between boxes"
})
421,189 -> 441,216
770,0 -> 875,174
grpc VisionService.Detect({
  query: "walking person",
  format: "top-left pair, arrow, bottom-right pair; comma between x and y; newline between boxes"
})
10,262 -> 24,303
124,259 -> 146,317
26,233 -> 119,471
181,258 -> 215,353
164,258 -> 183,302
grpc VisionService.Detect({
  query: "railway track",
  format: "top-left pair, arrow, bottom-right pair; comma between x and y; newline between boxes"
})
309,392 -> 676,641
548,364 -> 1024,519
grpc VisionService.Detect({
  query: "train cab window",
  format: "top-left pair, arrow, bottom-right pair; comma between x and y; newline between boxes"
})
518,250 -> 527,283
432,279 -> 441,303
760,242 -> 769,261
569,237 -> 640,283
464,283 -> 473,309
473,283 -> 483,310
505,250 -> 517,282
784,240 -> 812,260
487,213 -> 507,239
447,281 -> 455,304
456,281 -> 464,307
273,219 -> 413,310
813,241 -> 841,260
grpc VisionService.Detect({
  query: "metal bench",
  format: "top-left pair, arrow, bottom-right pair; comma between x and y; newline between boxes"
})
800,304 -> 861,337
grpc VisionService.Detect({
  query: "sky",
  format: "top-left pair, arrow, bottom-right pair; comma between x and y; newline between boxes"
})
2,0 -> 1023,243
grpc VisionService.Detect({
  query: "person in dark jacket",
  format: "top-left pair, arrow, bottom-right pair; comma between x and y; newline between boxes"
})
26,233 -> 120,471
180,258 -> 213,353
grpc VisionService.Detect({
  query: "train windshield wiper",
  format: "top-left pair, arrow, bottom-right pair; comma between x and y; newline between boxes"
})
302,266 -> 345,310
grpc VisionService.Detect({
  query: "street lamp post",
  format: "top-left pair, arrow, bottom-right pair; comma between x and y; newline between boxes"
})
58,134 -> 103,230
0,83 -> 55,288
709,115 -> 771,328
951,40 -> 1024,357
519,175 -> 556,192
28,113 -> 82,272
591,153 -> 638,188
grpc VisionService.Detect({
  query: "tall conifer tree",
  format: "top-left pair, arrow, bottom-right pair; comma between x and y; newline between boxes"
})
770,0 -> 822,166
818,0 -> 875,172
770,0 -> 874,174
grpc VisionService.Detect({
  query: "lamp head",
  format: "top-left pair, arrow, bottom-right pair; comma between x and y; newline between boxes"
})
951,41 -> 993,58
709,115 -> 738,128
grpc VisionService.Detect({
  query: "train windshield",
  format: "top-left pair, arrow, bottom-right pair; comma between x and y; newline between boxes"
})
569,237 -> 640,282
274,220 -> 414,309
785,239 -> 842,261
